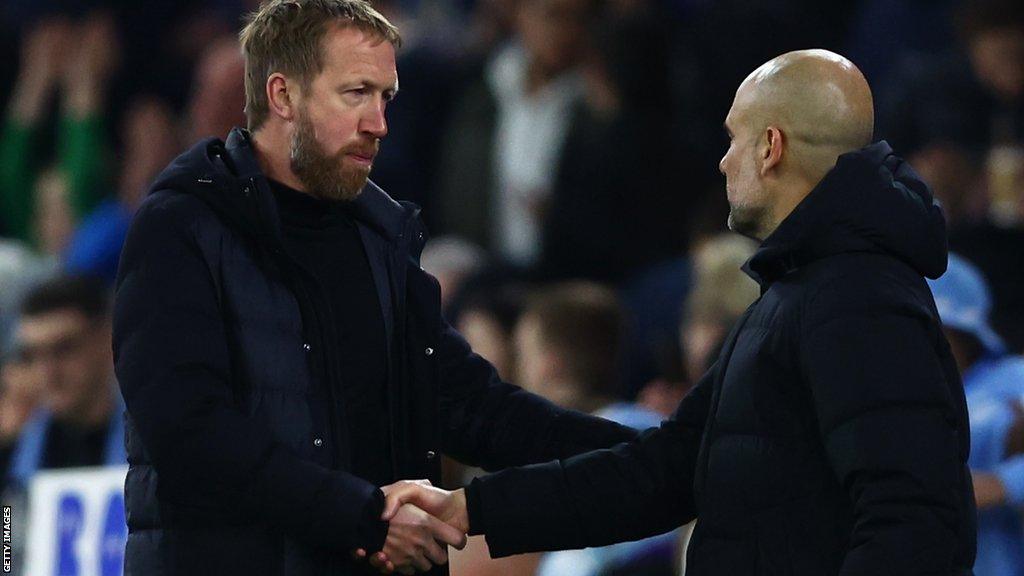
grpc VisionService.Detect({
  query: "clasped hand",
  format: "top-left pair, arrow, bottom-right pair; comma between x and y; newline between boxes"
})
352,480 -> 470,575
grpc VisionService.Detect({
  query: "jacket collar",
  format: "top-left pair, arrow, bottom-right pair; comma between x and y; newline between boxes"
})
742,141 -> 948,290
222,128 -> 413,242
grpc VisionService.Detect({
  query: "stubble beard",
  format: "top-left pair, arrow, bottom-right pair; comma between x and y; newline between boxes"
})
290,111 -> 372,202
727,204 -> 770,242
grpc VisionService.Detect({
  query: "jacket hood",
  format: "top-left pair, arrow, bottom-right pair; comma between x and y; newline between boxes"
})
148,128 -> 415,246
743,141 -> 948,288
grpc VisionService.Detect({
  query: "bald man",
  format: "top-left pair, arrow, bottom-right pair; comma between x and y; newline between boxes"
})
375,50 -> 977,576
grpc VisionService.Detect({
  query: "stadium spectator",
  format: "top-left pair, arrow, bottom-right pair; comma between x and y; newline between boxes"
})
538,7 -> 689,283
64,95 -> 179,283
0,275 -> 124,495
679,234 -> 758,385
0,15 -> 116,253
0,354 -> 41,489
929,254 -> 1024,576
513,281 -> 675,576
419,236 -> 487,312
880,0 -> 1024,158
435,0 -> 599,266
183,37 -> 248,143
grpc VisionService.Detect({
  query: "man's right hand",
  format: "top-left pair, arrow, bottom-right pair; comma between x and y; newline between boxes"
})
370,501 -> 467,575
380,480 -> 470,535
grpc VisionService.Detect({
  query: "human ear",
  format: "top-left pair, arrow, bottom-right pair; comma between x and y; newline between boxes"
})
761,126 -> 784,175
266,73 -> 298,121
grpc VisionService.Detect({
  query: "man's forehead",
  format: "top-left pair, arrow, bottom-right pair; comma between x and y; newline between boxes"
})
321,25 -> 397,74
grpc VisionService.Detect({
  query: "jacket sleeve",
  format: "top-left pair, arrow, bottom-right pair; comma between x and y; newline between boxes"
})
58,113 -> 107,218
114,192 -> 387,553
437,320 -> 638,469
799,284 -> 966,576
463,363 -> 715,557
0,118 -> 37,244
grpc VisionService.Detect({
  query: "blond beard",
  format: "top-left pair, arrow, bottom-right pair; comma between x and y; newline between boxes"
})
289,111 -> 371,202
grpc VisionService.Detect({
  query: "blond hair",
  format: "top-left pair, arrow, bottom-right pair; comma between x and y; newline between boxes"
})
239,0 -> 401,130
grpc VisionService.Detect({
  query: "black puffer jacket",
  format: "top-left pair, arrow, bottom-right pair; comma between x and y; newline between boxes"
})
113,128 -> 636,576
469,141 -> 977,576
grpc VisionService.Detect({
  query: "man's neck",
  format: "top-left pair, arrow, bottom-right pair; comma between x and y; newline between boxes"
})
251,129 -> 307,193
761,180 -> 815,240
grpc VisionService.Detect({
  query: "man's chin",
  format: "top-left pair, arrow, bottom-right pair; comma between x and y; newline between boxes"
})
727,209 -> 763,241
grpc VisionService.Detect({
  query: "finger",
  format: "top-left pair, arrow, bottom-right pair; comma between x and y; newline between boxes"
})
368,555 -> 391,574
370,552 -> 393,574
382,485 -> 425,520
397,566 -> 415,576
411,552 -> 432,573
414,479 -> 432,487
422,537 -> 449,566
428,515 -> 468,550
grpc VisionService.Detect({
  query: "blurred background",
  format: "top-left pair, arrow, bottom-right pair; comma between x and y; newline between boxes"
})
0,0 -> 1022,575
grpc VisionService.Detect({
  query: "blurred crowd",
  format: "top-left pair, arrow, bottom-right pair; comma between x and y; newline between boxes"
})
0,0 -> 1023,574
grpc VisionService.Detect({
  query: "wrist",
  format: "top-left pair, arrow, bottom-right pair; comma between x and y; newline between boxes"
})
450,489 -> 469,534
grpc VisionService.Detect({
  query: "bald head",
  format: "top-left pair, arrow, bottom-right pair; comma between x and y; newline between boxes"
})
720,50 -> 875,240
733,49 -> 874,177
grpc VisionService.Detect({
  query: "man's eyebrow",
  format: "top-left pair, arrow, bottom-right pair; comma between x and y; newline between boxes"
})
340,79 -> 399,94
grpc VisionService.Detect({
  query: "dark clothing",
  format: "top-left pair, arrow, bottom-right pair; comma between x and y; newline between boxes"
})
0,420 -> 109,494
41,418 -> 109,470
269,179 -> 392,487
0,441 -> 13,494
113,128 -> 636,576
468,141 -> 977,576
539,102 -> 690,284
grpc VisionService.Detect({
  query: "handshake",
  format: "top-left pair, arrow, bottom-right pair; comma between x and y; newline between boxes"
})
353,480 -> 471,575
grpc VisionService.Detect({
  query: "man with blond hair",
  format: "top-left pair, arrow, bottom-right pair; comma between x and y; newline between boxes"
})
112,1 -> 635,575
383,49 -> 978,575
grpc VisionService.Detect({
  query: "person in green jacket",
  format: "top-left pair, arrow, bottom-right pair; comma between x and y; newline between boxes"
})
0,15 -> 118,254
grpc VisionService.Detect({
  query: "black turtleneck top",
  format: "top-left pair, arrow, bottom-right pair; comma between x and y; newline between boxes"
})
269,179 -> 392,488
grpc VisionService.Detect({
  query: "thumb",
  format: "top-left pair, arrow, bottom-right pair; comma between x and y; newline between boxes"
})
381,489 -> 406,521
381,484 -> 423,520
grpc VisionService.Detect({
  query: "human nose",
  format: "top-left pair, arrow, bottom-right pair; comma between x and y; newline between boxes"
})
360,97 -> 388,139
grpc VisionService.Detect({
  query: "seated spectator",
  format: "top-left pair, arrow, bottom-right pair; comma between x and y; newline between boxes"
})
0,275 -> 124,495
680,234 -> 759,385
451,279 -> 527,382
637,234 -> 758,418
513,281 -> 675,576
928,254 -> 1024,576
